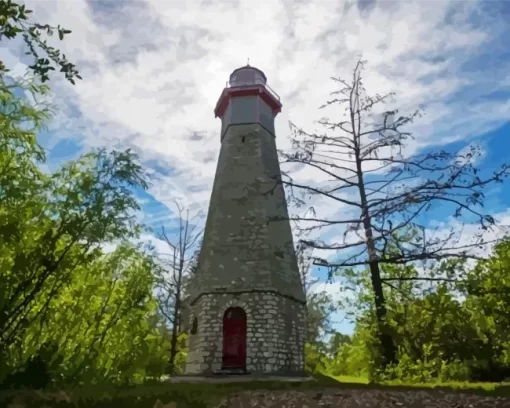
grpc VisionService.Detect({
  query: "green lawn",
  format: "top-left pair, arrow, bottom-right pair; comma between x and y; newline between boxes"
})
331,375 -> 369,384
1,375 -> 510,408
330,374 -> 510,394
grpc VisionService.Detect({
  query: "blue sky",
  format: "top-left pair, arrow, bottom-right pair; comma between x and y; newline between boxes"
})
3,0 -> 510,335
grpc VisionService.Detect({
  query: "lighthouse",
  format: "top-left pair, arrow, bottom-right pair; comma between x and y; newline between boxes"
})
184,65 -> 306,375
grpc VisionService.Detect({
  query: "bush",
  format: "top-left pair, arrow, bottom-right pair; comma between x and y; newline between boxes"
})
304,343 -> 328,375
371,351 -> 472,384
376,353 -> 437,383
329,342 -> 369,378
439,359 -> 471,382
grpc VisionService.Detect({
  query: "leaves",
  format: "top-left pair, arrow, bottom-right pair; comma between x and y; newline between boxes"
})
0,74 -> 168,386
0,0 -> 81,83
26,243 -> 169,384
323,242 -> 510,382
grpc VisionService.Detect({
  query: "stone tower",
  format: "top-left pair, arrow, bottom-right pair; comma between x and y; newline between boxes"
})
184,65 -> 306,376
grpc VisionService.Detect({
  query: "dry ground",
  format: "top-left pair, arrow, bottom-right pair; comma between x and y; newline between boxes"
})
214,388 -> 510,408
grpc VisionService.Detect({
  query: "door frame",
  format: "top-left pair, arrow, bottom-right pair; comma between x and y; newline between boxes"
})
221,306 -> 247,370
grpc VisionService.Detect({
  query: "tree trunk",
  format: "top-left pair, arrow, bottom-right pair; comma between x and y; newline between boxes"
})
168,259 -> 184,374
368,260 -> 397,366
353,138 -> 397,368
168,288 -> 180,374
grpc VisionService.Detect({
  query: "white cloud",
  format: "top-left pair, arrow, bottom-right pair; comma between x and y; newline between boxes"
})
20,1 -> 505,171
425,209 -> 510,261
6,1 -> 510,298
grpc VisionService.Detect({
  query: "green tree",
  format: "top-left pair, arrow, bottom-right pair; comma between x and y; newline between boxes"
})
16,243 -> 168,386
0,0 -> 81,83
460,240 -> 510,381
0,86 -> 151,382
0,77 -> 52,382
0,148 -> 149,354
330,323 -> 372,378
334,252 -> 510,382
328,331 -> 351,357
0,3 -> 173,387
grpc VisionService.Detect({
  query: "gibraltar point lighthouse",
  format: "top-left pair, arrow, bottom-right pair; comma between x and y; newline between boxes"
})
184,65 -> 306,376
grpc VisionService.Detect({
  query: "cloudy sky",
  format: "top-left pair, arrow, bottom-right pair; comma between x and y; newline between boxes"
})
3,0 -> 510,334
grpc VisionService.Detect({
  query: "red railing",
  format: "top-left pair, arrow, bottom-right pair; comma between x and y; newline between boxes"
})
225,80 -> 281,102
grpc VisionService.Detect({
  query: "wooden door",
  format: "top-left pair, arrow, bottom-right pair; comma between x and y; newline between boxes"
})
222,307 -> 247,369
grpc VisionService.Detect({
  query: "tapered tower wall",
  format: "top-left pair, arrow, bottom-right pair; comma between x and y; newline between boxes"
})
185,66 -> 306,375
191,124 -> 305,300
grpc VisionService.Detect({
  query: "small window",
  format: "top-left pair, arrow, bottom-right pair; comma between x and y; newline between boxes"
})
190,317 -> 198,335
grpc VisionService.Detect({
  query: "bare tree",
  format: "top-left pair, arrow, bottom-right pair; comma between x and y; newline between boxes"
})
273,58 -> 510,367
154,201 -> 202,374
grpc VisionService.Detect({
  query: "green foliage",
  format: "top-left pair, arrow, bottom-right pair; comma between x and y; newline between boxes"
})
21,243 -> 168,386
0,0 -> 81,83
304,342 -> 328,375
313,243 -> 510,385
0,13 -> 175,386
0,66 -> 170,388
0,145 -> 150,352
172,332 -> 189,374
328,332 -> 351,353
306,289 -> 336,344
329,328 -> 371,378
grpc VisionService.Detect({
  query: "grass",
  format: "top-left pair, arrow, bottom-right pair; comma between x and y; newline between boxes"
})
333,375 -> 369,384
1,374 -> 510,408
330,374 -> 510,396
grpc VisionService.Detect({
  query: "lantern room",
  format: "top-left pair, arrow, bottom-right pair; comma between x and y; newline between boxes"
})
214,65 -> 282,139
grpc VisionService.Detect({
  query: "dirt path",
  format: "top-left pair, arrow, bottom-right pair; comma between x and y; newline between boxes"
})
214,388 -> 510,408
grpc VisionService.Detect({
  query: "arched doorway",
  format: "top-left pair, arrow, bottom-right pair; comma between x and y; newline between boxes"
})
222,307 -> 247,369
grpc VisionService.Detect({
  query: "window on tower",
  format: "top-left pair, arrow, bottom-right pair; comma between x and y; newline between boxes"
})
190,317 -> 198,335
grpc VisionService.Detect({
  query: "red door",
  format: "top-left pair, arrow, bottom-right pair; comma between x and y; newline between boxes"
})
222,307 -> 247,369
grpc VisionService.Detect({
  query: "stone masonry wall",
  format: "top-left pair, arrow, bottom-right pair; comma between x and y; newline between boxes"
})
185,291 -> 306,375
191,124 -> 306,303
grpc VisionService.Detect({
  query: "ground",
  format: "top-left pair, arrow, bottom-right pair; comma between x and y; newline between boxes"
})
1,375 -> 510,408
214,388 -> 507,408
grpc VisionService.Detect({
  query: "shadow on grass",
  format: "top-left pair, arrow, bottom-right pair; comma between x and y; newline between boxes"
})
1,374 -> 510,408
